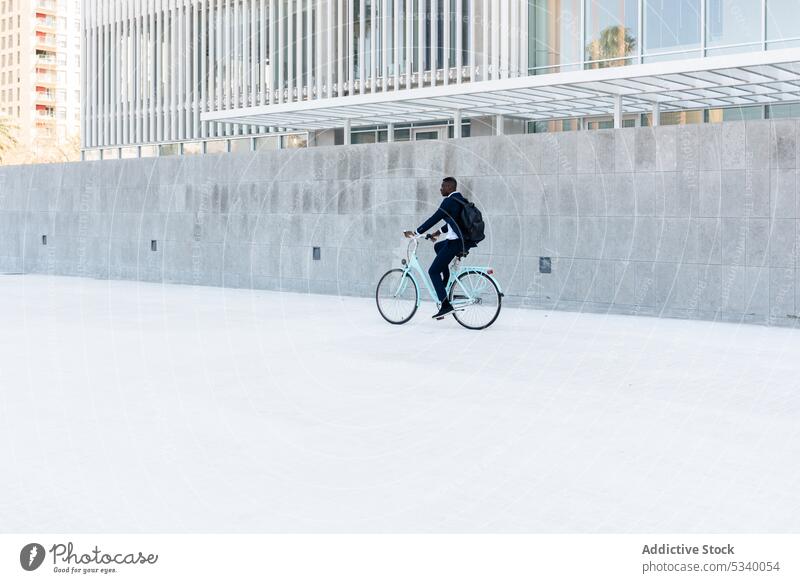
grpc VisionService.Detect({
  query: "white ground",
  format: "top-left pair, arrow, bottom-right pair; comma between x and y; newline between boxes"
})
1,274 -> 798,533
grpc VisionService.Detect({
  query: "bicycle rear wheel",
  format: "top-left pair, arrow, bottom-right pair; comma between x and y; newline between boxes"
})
449,271 -> 502,330
376,269 -> 419,325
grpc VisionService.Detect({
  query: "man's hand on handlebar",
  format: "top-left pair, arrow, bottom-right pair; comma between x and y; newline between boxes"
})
404,230 -> 441,241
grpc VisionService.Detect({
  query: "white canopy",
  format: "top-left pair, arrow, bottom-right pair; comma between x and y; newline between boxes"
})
202,48 -> 800,130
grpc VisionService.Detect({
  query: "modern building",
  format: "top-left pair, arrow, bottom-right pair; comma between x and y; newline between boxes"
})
81,0 -> 800,159
0,0 -> 82,163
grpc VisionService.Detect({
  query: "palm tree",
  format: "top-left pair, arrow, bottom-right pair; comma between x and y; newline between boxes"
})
39,133 -> 81,164
586,25 -> 637,68
0,117 -> 18,164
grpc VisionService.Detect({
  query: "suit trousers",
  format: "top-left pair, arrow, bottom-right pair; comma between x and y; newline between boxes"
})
429,239 -> 466,303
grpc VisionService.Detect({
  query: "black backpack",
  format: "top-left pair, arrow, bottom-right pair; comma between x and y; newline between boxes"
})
455,197 -> 486,245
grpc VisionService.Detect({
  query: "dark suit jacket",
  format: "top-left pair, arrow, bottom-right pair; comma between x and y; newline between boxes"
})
416,192 -> 467,239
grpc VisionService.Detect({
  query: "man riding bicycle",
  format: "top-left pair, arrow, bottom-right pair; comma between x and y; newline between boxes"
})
404,177 -> 477,320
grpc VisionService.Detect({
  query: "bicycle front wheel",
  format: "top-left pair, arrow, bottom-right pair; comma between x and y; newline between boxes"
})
376,269 -> 419,325
449,271 -> 502,330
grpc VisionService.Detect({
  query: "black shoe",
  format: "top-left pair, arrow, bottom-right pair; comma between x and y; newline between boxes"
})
432,300 -> 455,320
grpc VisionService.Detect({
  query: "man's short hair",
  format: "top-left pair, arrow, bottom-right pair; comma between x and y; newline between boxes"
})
442,177 -> 458,189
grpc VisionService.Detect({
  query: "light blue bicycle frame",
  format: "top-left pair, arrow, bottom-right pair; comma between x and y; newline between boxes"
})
395,237 -> 504,307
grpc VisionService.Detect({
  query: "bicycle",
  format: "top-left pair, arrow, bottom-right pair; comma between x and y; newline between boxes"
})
375,234 -> 504,330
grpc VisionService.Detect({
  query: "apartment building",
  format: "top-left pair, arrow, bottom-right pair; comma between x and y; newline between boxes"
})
0,0 -> 81,162
81,0 -> 800,159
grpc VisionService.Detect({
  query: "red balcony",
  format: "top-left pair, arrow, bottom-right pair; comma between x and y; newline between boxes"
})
35,31 -> 58,49
35,13 -> 57,31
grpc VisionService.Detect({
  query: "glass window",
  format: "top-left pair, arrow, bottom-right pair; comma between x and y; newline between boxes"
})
394,128 -> 411,141
183,142 -> 202,155
159,144 -> 180,157
653,110 -> 704,125
282,134 -> 307,149
446,123 -> 471,138
352,131 -> 376,145
706,0 -> 762,55
706,106 -> 764,123
120,146 -> 139,159
140,145 -> 157,158
205,140 -> 228,154
766,0 -> 800,48
587,119 -> 614,130
585,117 -> 638,129
530,0 -> 582,74
353,1 -> 363,78
420,0 -> 441,71
768,103 -> 800,118
413,130 -> 440,141
585,0 -> 639,68
644,0 -> 701,60
255,136 -> 280,150
529,121 -> 546,134
229,138 -> 251,153
530,119 -> 579,133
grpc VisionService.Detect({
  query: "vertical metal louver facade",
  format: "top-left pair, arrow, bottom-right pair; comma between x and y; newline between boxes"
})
82,0 -> 530,148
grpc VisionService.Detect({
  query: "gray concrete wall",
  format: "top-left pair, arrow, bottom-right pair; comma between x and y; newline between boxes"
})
1,119 -> 798,326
